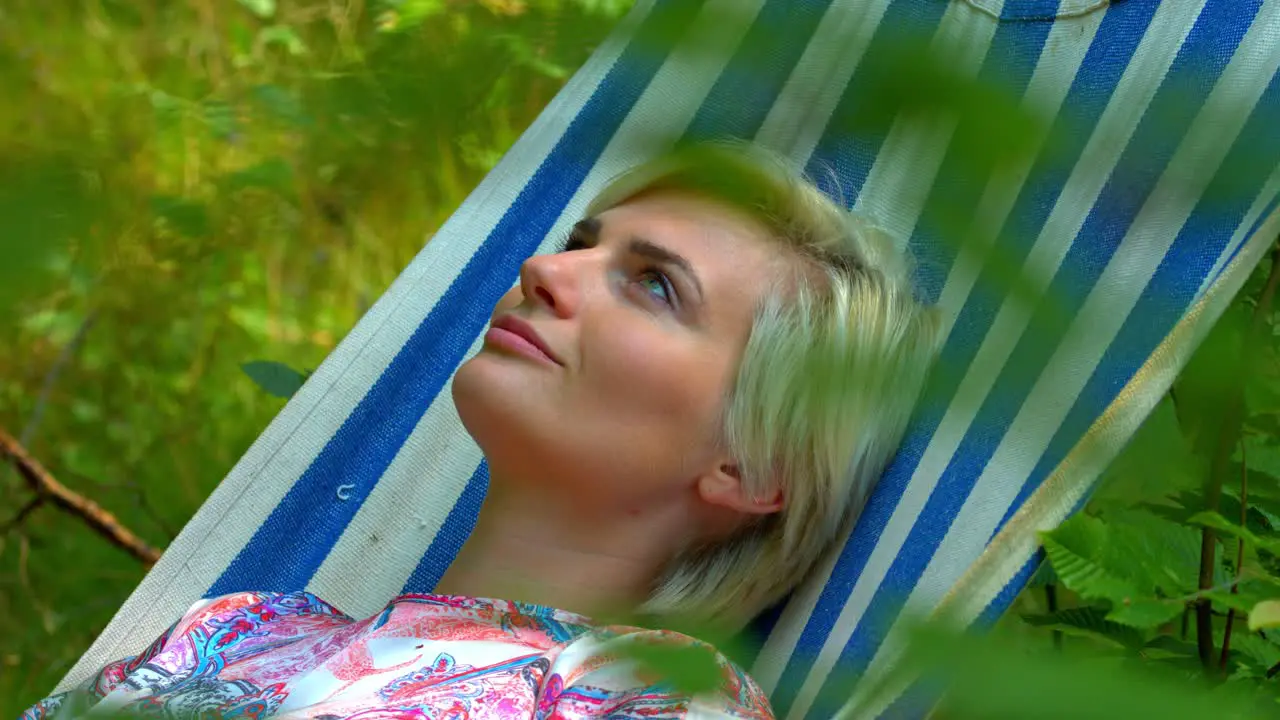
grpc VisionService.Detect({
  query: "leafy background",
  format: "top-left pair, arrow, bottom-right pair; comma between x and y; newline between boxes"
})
3,1 -> 1280,717
0,0 -> 629,711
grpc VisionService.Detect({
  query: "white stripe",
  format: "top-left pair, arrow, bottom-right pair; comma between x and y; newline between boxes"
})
847,203 -> 1280,720
755,0 -> 897,168
55,0 -> 657,691
748,0 -> 903,693
785,1 -> 1210,717
305,346 -> 485,616
754,2 -> 1104,695
853,1 -> 1004,245
934,8 -> 1105,331
843,5 -> 1280,716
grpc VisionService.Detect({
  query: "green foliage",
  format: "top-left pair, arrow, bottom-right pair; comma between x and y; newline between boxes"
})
0,0 -> 624,713
1000,248 -> 1280,714
2,0 -> 1279,716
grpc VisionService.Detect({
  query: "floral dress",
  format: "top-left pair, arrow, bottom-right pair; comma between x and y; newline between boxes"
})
21,591 -> 774,720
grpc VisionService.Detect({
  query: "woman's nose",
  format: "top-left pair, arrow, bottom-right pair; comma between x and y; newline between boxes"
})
518,251 -> 580,319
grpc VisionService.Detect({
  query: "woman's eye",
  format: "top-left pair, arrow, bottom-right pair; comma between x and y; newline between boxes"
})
558,232 -> 588,253
636,269 -> 676,307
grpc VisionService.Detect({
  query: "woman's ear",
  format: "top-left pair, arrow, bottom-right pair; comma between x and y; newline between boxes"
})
696,462 -> 784,516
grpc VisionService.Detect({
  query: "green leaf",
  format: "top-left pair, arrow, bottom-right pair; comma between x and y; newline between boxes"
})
1249,599 -> 1280,631
1235,435 -> 1280,486
150,195 -> 210,238
1188,511 -> 1280,555
1020,606 -> 1145,649
1041,515 -> 1147,602
236,0 -> 276,19
1105,597 -> 1185,630
241,361 -> 307,398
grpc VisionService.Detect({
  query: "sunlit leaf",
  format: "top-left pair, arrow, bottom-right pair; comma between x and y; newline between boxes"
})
1249,599 -> 1280,631
259,25 -> 308,56
236,0 -> 276,19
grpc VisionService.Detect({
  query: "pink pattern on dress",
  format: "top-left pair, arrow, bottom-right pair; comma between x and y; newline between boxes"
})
22,591 -> 774,720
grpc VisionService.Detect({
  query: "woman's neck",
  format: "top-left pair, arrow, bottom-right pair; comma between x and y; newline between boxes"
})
432,481 -> 690,621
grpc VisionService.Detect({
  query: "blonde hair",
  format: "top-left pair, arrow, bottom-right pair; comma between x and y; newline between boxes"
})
584,140 -> 942,625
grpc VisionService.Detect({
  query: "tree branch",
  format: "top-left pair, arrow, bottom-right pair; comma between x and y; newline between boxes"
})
0,427 -> 161,567
1220,438 -> 1248,671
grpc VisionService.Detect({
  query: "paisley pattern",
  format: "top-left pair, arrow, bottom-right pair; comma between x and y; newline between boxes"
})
21,592 -> 773,719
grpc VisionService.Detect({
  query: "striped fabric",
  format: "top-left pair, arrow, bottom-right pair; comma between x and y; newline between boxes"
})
62,1 -> 1280,718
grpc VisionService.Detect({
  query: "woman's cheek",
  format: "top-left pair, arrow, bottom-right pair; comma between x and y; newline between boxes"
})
601,329 -> 724,420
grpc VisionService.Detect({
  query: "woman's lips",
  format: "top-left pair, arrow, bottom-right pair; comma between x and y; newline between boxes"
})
484,316 -> 562,367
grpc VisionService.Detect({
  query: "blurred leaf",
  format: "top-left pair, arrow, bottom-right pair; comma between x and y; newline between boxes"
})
201,98 -> 239,140
149,196 -> 210,238
252,84 -> 312,128
222,158 -> 295,198
0,155 -> 98,304
378,0 -> 448,32
1174,302 -> 1250,455
1094,396 -> 1202,506
236,0 -> 276,19
240,361 -> 306,398
901,622 -> 1267,720
622,639 -> 723,697
259,25 -> 308,56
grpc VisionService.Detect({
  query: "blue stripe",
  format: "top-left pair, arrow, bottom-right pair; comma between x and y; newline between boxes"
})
1211,191 -> 1280,293
763,0 -> 976,711
419,0 -> 837,602
208,0 -> 707,595
998,46 -> 1280,536
815,2 -> 1242,714
796,2 -> 1175,716
401,464 -> 489,593
684,0 -> 833,141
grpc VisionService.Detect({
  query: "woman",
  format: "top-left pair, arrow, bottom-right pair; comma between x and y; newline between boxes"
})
23,141 -> 939,720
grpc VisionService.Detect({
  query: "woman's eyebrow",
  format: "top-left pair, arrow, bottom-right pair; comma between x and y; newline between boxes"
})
574,217 -> 705,302
626,237 -> 704,302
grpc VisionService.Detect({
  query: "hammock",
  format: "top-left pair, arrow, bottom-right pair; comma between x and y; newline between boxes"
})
61,1 -> 1280,718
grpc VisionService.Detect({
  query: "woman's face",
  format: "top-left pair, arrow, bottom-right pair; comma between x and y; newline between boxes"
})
452,190 -> 787,517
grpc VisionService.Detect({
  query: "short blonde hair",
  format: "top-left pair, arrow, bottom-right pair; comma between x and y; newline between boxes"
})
585,140 -> 942,625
